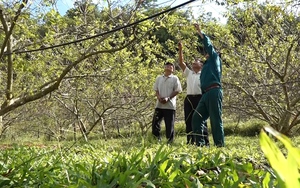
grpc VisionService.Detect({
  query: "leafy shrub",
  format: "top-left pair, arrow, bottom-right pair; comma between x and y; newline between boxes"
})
224,119 -> 267,137
260,126 -> 300,188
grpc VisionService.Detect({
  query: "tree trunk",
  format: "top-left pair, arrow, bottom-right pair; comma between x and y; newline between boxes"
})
0,116 -> 2,139
73,123 -> 77,141
78,118 -> 88,141
101,117 -> 107,140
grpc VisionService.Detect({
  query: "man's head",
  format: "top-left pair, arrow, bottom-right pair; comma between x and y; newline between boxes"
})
204,47 -> 221,60
197,46 -> 209,60
164,62 -> 175,74
192,59 -> 203,72
201,48 -> 210,60
204,53 -> 209,59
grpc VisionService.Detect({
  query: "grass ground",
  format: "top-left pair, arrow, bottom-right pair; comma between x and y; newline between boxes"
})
1,120 -> 300,187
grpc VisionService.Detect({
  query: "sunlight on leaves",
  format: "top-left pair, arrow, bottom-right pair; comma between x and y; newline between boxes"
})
260,126 -> 300,188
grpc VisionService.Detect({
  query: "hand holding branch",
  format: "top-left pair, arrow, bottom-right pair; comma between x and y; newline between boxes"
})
178,41 -> 183,51
194,23 -> 204,39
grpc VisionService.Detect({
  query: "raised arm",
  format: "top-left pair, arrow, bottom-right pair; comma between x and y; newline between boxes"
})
194,23 -> 204,39
178,41 -> 186,71
194,23 -> 217,58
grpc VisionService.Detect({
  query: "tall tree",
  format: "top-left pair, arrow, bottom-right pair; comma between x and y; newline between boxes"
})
0,0 -> 147,116
0,0 -> 157,138
218,2 -> 300,135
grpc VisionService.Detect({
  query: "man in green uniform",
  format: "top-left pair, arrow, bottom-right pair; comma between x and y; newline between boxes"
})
192,24 -> 224,147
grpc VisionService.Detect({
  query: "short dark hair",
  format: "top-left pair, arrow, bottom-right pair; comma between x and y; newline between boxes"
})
194,58 -> 202,63
165,62 -> 174,68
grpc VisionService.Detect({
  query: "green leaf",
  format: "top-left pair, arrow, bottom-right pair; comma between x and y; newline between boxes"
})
260,126 -> 300,188
0,176 -> 11,187
262,172 -> 271,188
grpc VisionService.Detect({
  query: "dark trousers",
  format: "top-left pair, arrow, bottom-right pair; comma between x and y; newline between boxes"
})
184,95 -> 209,145
152,108 -> 175,142
192,88 -> 224,147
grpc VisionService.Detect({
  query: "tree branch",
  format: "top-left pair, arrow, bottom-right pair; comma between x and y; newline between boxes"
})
0,0 -> 28,59
227,83 -> 271,122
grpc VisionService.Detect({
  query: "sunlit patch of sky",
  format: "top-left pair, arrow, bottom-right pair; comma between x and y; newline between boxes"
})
56,0 -> 74,14
55,0 -> 227,23
158,0 -> 227,23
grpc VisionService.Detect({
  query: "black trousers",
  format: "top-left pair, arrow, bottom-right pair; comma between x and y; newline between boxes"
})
152,108 -> 175,142
184,95 -> 209,145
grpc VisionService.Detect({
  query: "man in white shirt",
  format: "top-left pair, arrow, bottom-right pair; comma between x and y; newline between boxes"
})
152,62 -> 182,143
178,42 -> 209,146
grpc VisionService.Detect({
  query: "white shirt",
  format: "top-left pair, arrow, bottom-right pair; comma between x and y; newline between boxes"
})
183,68 -> 202,95
153,74 -> 182,110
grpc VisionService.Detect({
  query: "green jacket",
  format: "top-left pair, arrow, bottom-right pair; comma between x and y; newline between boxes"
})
198,33 -> 222,92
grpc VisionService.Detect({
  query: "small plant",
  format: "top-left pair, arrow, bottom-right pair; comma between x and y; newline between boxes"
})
260,126 -> 300,188
1,130 -> 300,187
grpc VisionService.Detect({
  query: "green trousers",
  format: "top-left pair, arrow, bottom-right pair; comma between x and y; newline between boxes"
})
192,88 -> 224,147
